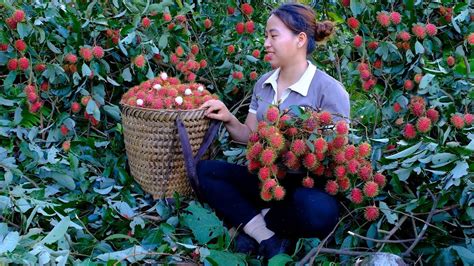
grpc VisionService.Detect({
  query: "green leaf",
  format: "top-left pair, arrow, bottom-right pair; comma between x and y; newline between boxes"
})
104,104 -> 121,121
3,72 -> 17,90
122,67 -> 132,82
419,74 -> 435,89
48,171 -> 76,190
393,167 -> 412,182
451,246 -> 474,265
0,231 -> 20,254
47,41 -> 61,54
92,84 -> 106,106
40,216 -> 70,245
17,23 -> 33,38
96,245 -> 147,263
385,141 -> 422,160
245,55 -> 258,63
0,97 -> 15,107
350,0 -> 366,16
445,161 -> 469,189
431,153 -> 457,168
181,202 -> 225,244
106,76 -> 120,86
379,201 -> 398,225
205,250 -> 246,266
158,33 -> 169,49
268,254 -> 293,266
415,41 -> 425,54
82,63 -> 92,77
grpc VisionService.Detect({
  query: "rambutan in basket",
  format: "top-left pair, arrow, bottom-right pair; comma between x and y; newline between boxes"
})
120,104 -> 219,199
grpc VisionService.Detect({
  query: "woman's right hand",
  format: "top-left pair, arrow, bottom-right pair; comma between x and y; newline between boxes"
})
200,99 -> 233,123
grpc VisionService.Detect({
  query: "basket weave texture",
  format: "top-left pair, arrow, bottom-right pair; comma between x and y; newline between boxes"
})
121,104 -> 210,199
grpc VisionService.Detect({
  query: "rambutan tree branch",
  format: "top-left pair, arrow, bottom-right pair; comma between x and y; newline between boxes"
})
402,191 -> 440,257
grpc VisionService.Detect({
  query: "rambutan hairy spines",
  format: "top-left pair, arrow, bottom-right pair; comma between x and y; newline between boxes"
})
350,188 -> 364,204
347,159 -> 360,174
290,139 -> 307,157
358,163 -> 373,181
283,150 -> 300,170
314,137 -> 328,153
335,120 -> 349,135
258,167 -> 271,181
364,205 -> 380,221
268,133 -> 285,151
363,181 -> 379,198
263,178 -> 278,191
337,176 -> 351,192
325,180 -> 339,195
246,142 -> 263,160
334,165 -> 346,178
302,153 -> 318,170
260,189 -> 273,201
260,148 -> 277,166
247,160 -> 261,172
358,142 -> 372,158
265,106 -> 280,124
273,185 -> 286,200
374,172 -> 387,188
319,111 -> 332,125
344,145 -> 357,160
302,176 -> 314,188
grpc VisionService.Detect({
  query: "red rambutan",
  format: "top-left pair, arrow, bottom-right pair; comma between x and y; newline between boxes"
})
273,185 -> 286,200
363,181 -> 379,198
377,11 -> 391,27
403,123 -> 417,139
416,116 -> 432,133
350,188 -> 364,204
302,176 -> 314,188
364,205 -> 380,221
373,172 -> 387,188
325,180 -> 339,195
450,114 -> 465,129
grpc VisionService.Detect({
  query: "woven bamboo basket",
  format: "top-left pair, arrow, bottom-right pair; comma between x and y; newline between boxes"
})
121,104 -> 210,199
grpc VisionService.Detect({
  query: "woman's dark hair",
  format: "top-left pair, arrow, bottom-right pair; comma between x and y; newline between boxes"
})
271,3 -> 335,54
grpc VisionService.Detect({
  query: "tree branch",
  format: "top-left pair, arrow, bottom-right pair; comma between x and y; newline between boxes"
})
402,192 -> 441,257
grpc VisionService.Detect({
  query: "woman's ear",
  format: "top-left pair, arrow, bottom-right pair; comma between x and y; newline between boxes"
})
297,32 -> 308,48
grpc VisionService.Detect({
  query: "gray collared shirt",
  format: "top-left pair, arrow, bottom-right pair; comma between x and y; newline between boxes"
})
249,65 -> 350,123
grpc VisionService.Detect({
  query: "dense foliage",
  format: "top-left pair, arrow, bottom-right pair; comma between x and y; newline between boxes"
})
0,0 -> 472,265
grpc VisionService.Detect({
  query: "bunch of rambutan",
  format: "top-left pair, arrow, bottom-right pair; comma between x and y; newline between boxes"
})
246,105 -> 385,221
120,73 -> 218,110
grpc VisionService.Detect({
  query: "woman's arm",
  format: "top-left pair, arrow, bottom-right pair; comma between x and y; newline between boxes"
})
201,99 -> 257,143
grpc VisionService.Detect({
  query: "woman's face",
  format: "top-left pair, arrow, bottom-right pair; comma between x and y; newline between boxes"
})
264,15 -> 300,68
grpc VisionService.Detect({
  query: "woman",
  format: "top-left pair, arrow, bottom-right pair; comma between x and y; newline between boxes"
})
198,3 -> 350,259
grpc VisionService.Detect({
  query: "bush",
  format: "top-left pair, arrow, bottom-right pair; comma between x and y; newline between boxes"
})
0,0 -> 472,264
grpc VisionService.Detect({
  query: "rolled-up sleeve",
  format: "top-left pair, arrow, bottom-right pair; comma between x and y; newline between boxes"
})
249,78 -> 261,114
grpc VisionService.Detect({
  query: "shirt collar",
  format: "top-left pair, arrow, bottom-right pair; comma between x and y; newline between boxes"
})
262,60 -> 317,97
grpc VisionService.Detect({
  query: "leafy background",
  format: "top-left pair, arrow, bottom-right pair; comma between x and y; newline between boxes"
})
0,0 -> 472,265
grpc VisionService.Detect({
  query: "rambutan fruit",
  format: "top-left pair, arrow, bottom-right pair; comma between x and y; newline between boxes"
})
450,114 -> 465,129
416,116 -> 432,133
273,185 -> 286,200
363,181 -> 379,197
302,176 -> 314,188
325,180 -> 339,195
350,188 -> 364,204
290,139 -> 307,157
403,123 -> 417,139
364,206 -> 379,221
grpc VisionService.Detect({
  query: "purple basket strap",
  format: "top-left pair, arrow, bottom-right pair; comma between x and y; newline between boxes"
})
176,118 -> 221,196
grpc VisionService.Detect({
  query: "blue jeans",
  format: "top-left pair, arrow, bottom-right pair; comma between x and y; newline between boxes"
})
196,160 -> 340,239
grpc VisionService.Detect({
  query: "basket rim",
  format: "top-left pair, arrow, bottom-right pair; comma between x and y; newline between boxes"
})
120,103 -> 206,113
